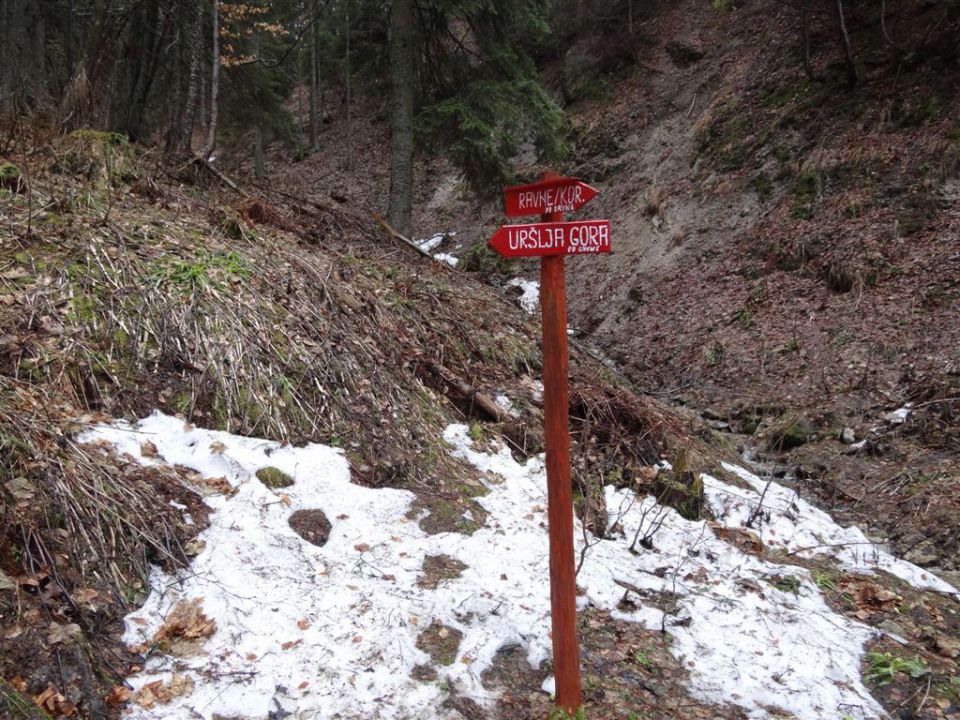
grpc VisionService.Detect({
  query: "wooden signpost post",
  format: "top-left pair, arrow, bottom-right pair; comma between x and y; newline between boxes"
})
491,173 -> 610,715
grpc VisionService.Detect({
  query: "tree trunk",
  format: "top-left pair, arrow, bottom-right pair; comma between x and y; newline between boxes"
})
308,2 -> 320,152
66,0 -> 75,77
178,0 -> 205,156
254,123 -> 265,179
124,0 -> 167,140
203,0 -> 220,159
3,0 -> 49,111
387,0 -> 415,234
836,0 -> 857,88
344,0 -> 353,170
0,0 -> 11,112
800,0 -> 815,81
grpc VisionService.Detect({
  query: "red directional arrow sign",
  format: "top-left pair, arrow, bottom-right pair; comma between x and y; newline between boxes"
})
504,177 -> 598,217
489,219 -> 611,258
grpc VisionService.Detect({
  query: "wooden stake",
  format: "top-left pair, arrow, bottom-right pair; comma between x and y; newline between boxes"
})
539,173 -> 581,715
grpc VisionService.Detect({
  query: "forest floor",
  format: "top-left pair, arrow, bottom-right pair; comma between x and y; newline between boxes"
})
0,125 -> 956,720
2,0 -> 960,718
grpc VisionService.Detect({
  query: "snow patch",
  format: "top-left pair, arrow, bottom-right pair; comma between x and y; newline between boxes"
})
79,414 -> 954,720
506,277 -> 540,314
712,463 -> 955,594
415,231 -> 458,267
884,404 -> 912,425
494,393 -> 519,417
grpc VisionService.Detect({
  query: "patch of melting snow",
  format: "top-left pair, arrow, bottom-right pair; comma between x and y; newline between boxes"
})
494,393 -> 519,417
414,233 -> 446,254
415,232 -> 458,267
884,404 -> 912,425
710,463 -> 955,594
506,277 -> 540,314
433,252 -> 458,267
80,413 -> 955,720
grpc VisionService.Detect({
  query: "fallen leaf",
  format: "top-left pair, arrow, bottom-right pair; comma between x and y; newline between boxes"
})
105,685 -> 132,705
140,441 -> 159,457
0,569 -> 15,591
48,622 -> 82,645
184,538 -> 206,556
297,619 -> 311,630
209,441 -> 227,454
72,587 -> 99,604
197,476 -> 234,496
281,639 -> 303,651
11,676 -> 27,691
855,583 -> 899,612
135,685 -> 156,709
33,685 -> 76,716
5,477 -> 34,502
298,681 -> 309,690
354,543 -> 371,552
153,598 -> 216,645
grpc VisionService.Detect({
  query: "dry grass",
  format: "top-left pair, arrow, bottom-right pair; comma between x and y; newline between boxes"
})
0,378 -> 195,599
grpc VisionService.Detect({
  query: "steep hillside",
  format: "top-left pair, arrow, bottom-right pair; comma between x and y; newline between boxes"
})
268,0 -> 960,583
0,128 -> 709,720
555,0 -> 960,580
2,1 -> 960,718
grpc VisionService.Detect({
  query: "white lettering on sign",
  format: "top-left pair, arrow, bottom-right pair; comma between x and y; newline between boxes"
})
517,184 -> 585,214
505,222 -> 608,254
507,225 -> 567,252
568,222 -> 609,252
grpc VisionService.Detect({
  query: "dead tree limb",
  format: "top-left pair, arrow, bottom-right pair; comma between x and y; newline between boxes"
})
421,358 -> 506,422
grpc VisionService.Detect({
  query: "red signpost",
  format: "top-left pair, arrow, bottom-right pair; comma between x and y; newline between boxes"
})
490,173 -> 610,716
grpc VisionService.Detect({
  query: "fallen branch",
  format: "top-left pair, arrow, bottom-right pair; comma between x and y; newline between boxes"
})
184,156 -> 249,197
373,212 -> 441,262
421,358 -> 505,422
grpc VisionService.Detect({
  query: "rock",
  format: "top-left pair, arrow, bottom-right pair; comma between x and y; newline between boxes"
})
653,448 -> 704,521
739,415 -> 761,435
0,160 -> 26,193
288,509 -> 331,546
904,545 -> 939,567
933,634 -> 960,659
765,419 -> 814,451
878,620 -> 906,638
794,457 -> 828,480
840,427 -> 856,444
256,466 -> 294,489
933,569 -> 960,588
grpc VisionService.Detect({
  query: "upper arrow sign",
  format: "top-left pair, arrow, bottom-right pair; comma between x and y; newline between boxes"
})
489,220 -> 611,258
503,177 -> 599,217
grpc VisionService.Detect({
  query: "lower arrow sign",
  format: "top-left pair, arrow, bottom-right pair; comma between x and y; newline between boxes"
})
488,220 -> 611,258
